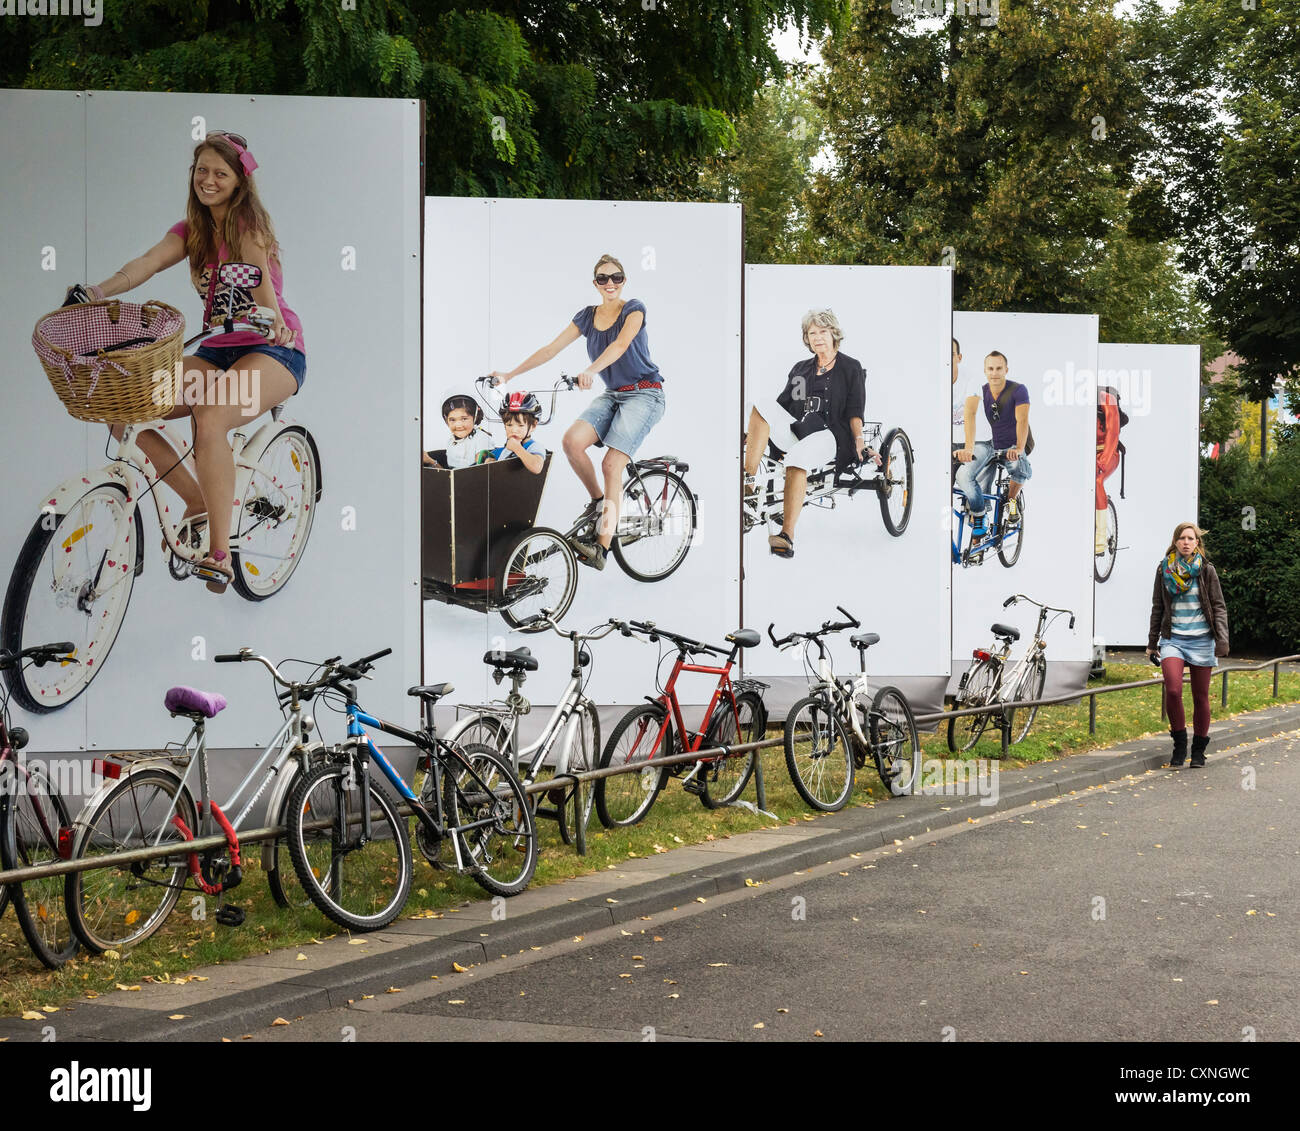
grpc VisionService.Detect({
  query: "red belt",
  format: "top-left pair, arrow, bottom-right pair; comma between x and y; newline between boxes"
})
613,380 -> 662,392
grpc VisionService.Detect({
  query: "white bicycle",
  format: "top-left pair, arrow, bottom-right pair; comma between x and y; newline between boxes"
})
769,607 -> 921,810
2,263 -> 322,713
443,610 -> 621,846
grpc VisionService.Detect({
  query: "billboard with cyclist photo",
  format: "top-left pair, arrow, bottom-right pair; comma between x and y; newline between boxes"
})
0,90 -> 423,756
949,311 -> 1097,703
1093,344 -> 1200,646
742,264 -> 953,715
421,196 -> 743,710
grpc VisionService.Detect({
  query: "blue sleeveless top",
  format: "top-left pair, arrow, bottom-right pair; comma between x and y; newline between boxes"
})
571,299 -> 662,390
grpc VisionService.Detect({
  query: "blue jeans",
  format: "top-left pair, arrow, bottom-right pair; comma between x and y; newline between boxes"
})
954,441 -> 1031,519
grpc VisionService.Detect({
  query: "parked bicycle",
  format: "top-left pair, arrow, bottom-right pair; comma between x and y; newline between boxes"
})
478,375 -> 698,583
594,621 -> 767,827
948,594 -> 1075,752
61,650 -> 339,952
0,641 -> 79,968
4,264 -> 323,713
769,609 -> 921,809
281,647 -> 536,932
743,420 -> 914,540
951,450 -> 1025,568
444,611 -> 620,845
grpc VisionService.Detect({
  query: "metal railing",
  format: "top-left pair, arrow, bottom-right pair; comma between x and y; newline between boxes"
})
2,653 -> 1295,899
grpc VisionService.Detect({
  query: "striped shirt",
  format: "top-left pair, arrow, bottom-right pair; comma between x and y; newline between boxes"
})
1171,575 -> 1212,637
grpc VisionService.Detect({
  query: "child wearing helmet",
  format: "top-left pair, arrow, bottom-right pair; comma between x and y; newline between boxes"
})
483,390 -> 547,474
424,393 -> 489,469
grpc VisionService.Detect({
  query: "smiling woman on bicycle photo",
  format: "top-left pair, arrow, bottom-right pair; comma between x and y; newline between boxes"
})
742,309 -> 870,559
67,130 -> 306,593
490,255 -> 666,573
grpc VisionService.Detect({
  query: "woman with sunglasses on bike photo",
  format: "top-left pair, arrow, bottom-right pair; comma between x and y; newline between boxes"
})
490,255 -> 665,571
1147,522 -> 1229,768
65,130 -> 306,592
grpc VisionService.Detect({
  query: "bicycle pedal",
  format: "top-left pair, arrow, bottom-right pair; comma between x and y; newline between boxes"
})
215,904 -> 246,927
682,777 -> 706,797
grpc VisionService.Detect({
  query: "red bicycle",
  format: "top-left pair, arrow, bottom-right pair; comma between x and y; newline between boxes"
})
594,621 -> 767,828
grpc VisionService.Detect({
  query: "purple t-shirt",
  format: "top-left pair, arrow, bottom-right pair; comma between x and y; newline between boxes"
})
571,298 -> 661,390
982,381 -> 1029,449
168,221 -> 305,355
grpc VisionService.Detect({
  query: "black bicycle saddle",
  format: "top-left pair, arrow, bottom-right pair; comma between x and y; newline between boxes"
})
482,647 -> 539,671
407,682 -> 455,702
851,633 -> 881,650
990,623 -> 1021,641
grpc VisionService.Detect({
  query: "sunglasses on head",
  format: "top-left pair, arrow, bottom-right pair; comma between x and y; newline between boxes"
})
207,130 -> 248,148
594,273 -> 625,286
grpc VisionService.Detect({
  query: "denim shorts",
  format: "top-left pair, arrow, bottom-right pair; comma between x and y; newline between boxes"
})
1158,634 -> 1217,668
579,387 -> 666,458
192,343 -> 307,392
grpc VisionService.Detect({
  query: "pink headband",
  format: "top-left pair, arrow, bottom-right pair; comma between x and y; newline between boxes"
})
208,132 -> 258,176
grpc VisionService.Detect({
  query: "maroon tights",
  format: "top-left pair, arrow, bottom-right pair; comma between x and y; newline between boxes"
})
1162,657 -> 1212,735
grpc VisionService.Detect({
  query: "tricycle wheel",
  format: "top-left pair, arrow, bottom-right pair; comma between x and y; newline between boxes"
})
877,428 -> 913,537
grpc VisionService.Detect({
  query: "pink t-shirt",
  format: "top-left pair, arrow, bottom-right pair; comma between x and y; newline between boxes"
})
168,220 -> 305,355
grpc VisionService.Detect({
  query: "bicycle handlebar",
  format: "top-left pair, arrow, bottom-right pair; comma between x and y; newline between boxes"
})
0,642 -> 78,672
214,647 -> 392,696
1001,595 -> 1076,630
768,607 -> 862,650
474,373 -> 575,427
622,620 -> 727,657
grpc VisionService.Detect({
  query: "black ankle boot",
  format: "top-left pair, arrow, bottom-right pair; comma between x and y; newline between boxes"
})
1190,734 -> 1209,768
1168,729 -> 1188,768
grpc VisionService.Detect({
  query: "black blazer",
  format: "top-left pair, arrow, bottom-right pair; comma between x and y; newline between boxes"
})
775,352 -> 867,473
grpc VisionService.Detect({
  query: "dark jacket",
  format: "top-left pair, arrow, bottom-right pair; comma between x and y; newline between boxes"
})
775,352 -> 867,474
1148,559 -> 1229,657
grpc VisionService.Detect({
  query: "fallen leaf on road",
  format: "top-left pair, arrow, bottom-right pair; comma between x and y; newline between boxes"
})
169,1014 -> 186,1021
296,954 -> 307,961
452,962 -> 470,973
103,950 -> 121,960
448,1000 -> 466,1005
619,974 -> 632,979
1018,971 -> 1029,976
606,898 -> 619,904
348,938 -> 367,945
271,1018 -> 290,1027
814,1030 -> 824,1037
40,1005 -> 58,1013
386,987 -> 402,994
695,897 -> 707,904
20,1011 -> 43,1021
572,936 -> 584,943
632,955 -> 644,961
707,963 -> 728,968
116,984 -> 140,992
753,1022 -> 765,1029
668,993 -> 679,999
1206,1000 -> 1218,1006
777,1008 -> 788,1014
1246,910 -> 1257,916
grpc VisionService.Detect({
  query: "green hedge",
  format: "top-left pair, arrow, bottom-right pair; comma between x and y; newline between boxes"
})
1199,441 -> 1300,653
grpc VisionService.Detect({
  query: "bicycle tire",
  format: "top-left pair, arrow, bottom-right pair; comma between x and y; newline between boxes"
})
558,699 -> 600,844
998,492 -> 1025,567
443,712 -> 511,756
65,768 -> 196,953
285,759 -> 412,932
265,758 -> 328,910
594,704 -> 670,828
610,468 -> 697,582
1094,498 -> 1118,583
498,527 -> 578,631
231,425 -> 321,601
1,764 -> 79,968
877,428 -> 914,537
442,743 -> 536,897
1007,655 -> 1047,744
1,483 -> 139,714
784,694 -> 854,811
869,686 -> 921,796
700,691 -> 761,808
947,659 -> 998,753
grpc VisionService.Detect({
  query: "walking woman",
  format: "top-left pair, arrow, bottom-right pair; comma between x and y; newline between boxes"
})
491,255 -> 665,571
71,131 -> 306,592
1147,523 -> 1229,767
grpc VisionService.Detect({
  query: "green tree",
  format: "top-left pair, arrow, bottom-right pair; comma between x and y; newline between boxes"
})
698,75 -> 823,263
0,1 -> 848,201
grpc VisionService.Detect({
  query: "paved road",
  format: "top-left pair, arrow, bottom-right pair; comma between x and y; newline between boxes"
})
246,729 -> 1299,1042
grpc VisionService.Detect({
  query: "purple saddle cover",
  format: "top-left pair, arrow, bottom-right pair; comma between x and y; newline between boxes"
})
164,686 -> 228,719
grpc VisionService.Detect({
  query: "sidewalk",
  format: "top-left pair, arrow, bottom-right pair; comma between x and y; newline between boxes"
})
5,701 -> 1298,1042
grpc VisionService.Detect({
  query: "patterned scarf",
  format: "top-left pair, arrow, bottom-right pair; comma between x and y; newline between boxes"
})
1163,550 -> 1202,596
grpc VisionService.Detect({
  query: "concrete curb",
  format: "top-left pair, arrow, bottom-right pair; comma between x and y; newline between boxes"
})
6,702 -> 1297,1042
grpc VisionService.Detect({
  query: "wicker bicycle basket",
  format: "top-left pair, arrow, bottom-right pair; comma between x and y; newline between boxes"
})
32,299 -> 186,425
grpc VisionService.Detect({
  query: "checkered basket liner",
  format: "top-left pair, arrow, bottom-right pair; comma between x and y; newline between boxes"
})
32,299 -> 185,425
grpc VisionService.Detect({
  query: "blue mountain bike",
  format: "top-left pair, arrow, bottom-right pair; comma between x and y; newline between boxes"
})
952,450 -> 1025,568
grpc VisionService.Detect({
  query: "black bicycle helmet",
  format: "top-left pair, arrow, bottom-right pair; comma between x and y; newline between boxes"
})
500,390 -> 542,421
441,393 -> 483,425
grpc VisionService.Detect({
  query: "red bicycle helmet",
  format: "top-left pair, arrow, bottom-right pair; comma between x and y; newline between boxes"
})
501,390 -> 542,421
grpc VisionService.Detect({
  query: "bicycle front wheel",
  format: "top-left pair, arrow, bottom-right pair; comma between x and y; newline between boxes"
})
286,760 -> 412,932
784,695 -> 854,812
947,659 -> 998,753
700,691 -> 762,809
1007,655 -> 1047,744
877,428 -> 914,537
595,705 -> 670,828
870,686 -> 921,796
559,699 -> 600,844
1,484 -> 138,713
998,492 -> 1025,567
231,425 -> 320,601
611,468 -> 697,582
1,765 -> 79,968
498,527 -> 577,631
1095,498 -> 1118,582
65,769 -> 196,953
443,744 -> 536,897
